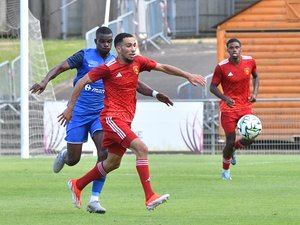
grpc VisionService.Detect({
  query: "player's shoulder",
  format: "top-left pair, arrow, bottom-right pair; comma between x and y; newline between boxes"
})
83,48 -> 95,54
242,55 -> 256,65
218,58 -> 229,66
241,55 -> 254,60
105,58 -> 117,67
133,54 -> 145,61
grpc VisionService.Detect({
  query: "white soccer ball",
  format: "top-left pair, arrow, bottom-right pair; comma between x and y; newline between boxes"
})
237,114 -> 262,140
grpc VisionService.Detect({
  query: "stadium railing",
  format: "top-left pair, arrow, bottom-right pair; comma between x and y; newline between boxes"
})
85,0 -> 170,52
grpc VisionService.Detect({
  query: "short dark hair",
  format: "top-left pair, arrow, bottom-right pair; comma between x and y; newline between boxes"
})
96,26 -> 112,36
114,33 -> 134,48
226,38 -> 241,47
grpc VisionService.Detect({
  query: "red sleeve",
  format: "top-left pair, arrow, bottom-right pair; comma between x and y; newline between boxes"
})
211,65 -> 222,85
88,64 -> 110,82
135,55 -> 157,72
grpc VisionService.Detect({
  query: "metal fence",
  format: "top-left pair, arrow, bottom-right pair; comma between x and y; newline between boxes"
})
85,0 -> 170,51
167,0 -> 235,37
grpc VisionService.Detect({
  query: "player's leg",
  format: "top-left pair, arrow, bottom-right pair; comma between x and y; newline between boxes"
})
87,129 -> 107,214
220,112 -> 236,180
53,143 -> 83,173
101,117 -> 169,210
222,132 -> 235,180
69,118 -> 128,197
239,138 -> 255,148
231,138 -> 255,166
68,151 -> 122,208
231,108 -> 254,165
53,121 -> 87,173
65,143 -> 83,166
231,110 -> 255,165
129,137 -> 169,210
67,120 -> 124,209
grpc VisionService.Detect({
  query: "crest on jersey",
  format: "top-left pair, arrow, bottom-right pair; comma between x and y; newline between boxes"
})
133,65 -> 139,75
244,67 -> 250,75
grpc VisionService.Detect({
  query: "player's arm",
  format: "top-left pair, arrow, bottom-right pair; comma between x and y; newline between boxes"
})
58,74 -> 92,126
137,81 -> 173,106
209,83 -> 235,108
210,83 -> 235,108
210,65 -> 235,107
30,60 -> 70,94
153,63 -> 206,86
249,71 -> 259,102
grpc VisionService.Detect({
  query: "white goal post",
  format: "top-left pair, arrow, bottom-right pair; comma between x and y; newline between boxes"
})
20,0 -> 29,158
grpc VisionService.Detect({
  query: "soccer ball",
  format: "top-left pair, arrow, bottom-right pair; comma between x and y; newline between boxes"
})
237,114 -> 262,140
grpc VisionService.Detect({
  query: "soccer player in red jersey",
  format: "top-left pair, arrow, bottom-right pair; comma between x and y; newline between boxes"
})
58,33 -> 206,210
210,38 -> 259,180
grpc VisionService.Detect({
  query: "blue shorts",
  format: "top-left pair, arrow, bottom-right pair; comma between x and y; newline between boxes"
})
65,113 -> 102,144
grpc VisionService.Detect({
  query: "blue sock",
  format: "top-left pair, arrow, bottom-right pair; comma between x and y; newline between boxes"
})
91,175 -> 106,198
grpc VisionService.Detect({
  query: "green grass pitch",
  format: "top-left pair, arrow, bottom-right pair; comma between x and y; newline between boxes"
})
0,154 -> 299,225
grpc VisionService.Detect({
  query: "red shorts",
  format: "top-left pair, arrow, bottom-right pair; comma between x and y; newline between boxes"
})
220,109 -> 252,133
100,117 -> 138,157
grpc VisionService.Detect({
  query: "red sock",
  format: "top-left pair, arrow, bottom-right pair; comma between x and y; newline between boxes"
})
223,156 -> 231,170
136,159 -> 155,201
234,139 -> 245,149
76,162 -> 107,190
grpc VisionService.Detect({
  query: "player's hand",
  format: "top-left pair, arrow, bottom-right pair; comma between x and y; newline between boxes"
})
188,74 -> 206,86
156,93 -> 174,106
249,94 -> 257,103
29,80 -> 48,94
57,107 -> 73,127
225,97 -> 235,108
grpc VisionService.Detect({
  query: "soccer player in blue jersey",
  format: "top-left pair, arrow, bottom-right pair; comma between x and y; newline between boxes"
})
30,26 -> 173,213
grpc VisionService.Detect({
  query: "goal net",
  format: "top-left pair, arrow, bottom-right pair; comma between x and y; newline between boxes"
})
0,0 -> 58,156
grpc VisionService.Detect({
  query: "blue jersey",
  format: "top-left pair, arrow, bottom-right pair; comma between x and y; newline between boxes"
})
67,48 -> 115,115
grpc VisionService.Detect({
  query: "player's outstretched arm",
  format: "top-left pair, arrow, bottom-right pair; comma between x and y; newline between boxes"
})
58,74 -> 91,126
137,81 -> 173,106
154,63 -> 206,86
30,61 -> 70,94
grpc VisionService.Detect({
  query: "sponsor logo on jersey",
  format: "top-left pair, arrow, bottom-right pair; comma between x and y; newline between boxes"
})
244,67 -> 250,75
85,84 -> 92,91
116,72 -> 123,78
133,65 -> 139,75
84,84 -> 104,93
227,72 -> 233,76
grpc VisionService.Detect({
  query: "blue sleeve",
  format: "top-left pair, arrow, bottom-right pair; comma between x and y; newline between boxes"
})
67,50 -> 84,69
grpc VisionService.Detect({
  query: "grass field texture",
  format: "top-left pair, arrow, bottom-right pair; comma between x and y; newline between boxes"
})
0,154 -> 299,225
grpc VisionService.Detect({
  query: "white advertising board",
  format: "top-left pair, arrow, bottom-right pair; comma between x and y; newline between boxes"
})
44,101 -> 204,153
132,101 -> 204,152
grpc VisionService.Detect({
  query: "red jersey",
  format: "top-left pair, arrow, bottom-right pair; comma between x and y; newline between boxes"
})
211,55 -> 257,112
88,55 -> 157,123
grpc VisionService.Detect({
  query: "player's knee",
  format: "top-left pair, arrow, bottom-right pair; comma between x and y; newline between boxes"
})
111,161 -> 121,170
65,156 -> 80,166
226,140 -> 235,147
226,136 -> 236,147
136,144 -> 148,158
105,159 -> 121,171
97,149 -> 108,162
243,139 -> 254,147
